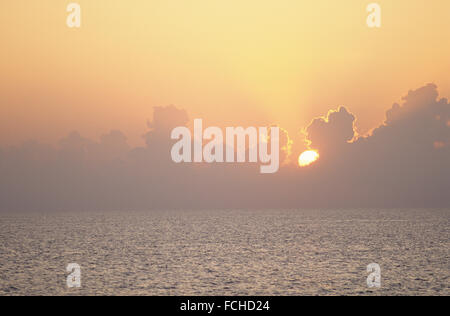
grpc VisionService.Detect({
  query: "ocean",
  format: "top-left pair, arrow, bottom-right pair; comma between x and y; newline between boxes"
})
0,209 -> 448,296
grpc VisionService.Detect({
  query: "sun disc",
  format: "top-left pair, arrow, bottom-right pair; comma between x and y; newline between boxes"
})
298,150 -> 319,167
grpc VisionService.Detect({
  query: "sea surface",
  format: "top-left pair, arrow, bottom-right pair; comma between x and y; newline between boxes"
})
0,209 -> 448,296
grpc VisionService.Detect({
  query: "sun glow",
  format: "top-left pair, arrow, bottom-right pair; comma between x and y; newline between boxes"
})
298,150 -> 319,167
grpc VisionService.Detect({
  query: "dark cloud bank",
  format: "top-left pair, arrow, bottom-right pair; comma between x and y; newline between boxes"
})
1,84 -> 449,211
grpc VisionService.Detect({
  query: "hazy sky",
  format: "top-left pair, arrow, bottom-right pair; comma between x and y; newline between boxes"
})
1,82 -> 449,210
1,0 -> 450,146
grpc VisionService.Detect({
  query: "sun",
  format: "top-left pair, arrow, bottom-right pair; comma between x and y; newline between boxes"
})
298,150 -> 319,167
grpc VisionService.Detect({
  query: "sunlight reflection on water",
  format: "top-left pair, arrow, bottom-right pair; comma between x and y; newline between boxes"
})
0,209 -> 448,296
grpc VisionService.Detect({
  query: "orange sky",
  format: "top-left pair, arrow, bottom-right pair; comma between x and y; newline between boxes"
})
1,0 -> 450,146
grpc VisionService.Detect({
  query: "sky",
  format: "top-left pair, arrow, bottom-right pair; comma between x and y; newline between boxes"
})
1,0 -> 450,147
0,1 -> 449,211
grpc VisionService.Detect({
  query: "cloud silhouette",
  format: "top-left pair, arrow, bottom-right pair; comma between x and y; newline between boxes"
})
310,83 -> 450,208
0,84 -> 449,211
145,105 -> 189,149
370,83 -> 449,151
306,106 -> 356,154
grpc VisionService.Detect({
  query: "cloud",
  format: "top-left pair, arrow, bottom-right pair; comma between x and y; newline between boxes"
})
269,125 -> 292,165
369,83 -> 450,150
306,106 -> 356,154
311,83 -> 450,208
145,105 -> 189,148
0,84 -> 449,211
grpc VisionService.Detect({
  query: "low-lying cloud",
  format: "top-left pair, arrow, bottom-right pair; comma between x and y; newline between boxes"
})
0,84 -> 449,211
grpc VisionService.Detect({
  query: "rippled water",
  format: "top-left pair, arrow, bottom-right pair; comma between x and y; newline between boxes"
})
0,209 -> 448,296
